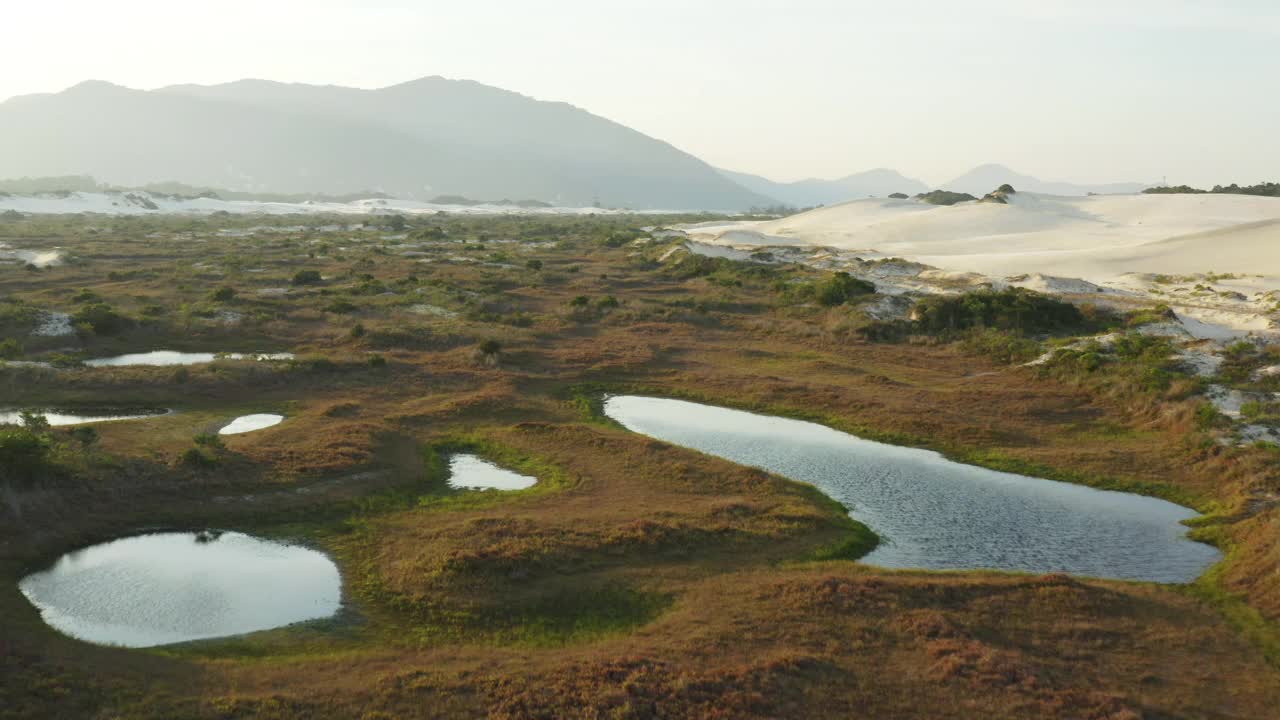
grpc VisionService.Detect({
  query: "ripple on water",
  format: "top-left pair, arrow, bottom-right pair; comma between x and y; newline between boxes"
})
18,532 -> 341,647
603,395 -> 1221,583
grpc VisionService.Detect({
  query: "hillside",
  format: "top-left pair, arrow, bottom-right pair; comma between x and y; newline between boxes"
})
0,79 -> 773,211
718,167 -> 929,207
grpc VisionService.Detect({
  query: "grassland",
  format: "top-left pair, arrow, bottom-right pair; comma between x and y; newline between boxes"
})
1,212 -> 1279,718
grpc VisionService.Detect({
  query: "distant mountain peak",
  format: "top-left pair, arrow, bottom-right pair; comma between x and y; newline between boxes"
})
943,164 -> 1147,196
717,167 -> 930,207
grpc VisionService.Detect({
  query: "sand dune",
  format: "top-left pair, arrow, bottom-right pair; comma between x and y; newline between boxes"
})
685,193 -> 1280,281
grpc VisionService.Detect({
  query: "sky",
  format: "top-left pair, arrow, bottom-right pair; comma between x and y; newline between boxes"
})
2,0 -> 1277,187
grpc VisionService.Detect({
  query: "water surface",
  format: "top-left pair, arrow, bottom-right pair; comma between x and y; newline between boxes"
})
85,351 -> 294,367
604,396 -> 1220,583
219,414 -> 284,435
448,454 -> 537,490
19,531 -> 341,647
0,407 -> 167,426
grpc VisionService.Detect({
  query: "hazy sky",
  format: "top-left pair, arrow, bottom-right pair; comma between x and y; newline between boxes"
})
3,0 -> 1277,186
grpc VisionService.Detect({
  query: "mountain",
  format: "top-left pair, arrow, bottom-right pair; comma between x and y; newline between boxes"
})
718,167 -> 929,207
941,164 -> 1147,197
0,78 -> 773,211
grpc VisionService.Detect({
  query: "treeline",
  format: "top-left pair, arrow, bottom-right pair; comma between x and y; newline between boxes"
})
1143,182 -> 1280,197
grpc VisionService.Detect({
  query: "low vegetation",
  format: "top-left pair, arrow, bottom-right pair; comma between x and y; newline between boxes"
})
0,211 -> 1277,718
1143,181 -> 1280,197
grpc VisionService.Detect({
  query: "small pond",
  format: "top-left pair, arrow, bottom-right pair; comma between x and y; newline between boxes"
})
84,351 -> 294,367
603,396 -> 1221,583
19,531 -> 341,648
448,454 -> 537,491
0,407 -> 168,426
219,414 -> 284,435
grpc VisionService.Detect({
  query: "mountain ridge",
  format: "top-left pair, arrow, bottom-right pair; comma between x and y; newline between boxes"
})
0,78 -> 774,211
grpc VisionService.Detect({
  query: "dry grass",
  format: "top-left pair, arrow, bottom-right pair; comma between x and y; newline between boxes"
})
1,214 -> 1278,718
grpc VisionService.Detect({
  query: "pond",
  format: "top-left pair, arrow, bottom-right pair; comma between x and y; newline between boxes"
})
219,414 -> 284,435
0,407 -> 168,426
19,531 -> 341,648
84,351 -> 294,367
603,396 -> 1220,583
448,454 -> 537,491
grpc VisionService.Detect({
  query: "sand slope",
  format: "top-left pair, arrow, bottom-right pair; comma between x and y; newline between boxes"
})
686,193 -> 1280,281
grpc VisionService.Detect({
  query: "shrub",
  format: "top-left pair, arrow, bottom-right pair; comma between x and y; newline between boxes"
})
526,259 -> 544,271
292,270 -> 322,285
19,411 -> 50,433
69,426 -> 98,447
816,272 -> 875,307
1193,403 -> 1223,431
912,288 -> 1084,335
179,447 -> 218,468
0,428 -> 52,484
0,337 -> 21,360
323,299 -> 358,314
193,433 -> 225,450
596,295 -> 621,309
350,322 -> 366,338
210,286 -> 236,302
71,303 -> 132,335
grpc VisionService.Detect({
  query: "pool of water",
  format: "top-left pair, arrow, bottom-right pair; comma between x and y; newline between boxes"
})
448,454 -> 537,490
0,407 -> 168,426
84,351 -> 294,367
219,414 -> 284,435
19,531 -> 341,647
603,396 -> 1221,583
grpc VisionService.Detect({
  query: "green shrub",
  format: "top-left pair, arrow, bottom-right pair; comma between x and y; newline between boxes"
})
210,286 -> 236,302
71,303 -> 132,335
292,270 -> 323,285
913,288 -> 1084,335
816,272 -> 875,307
0,428 -> 52,484
69,426 -> 99,447
323,299 -> 358,314
193,433 -> 224,450
179,447 -> 218,468
1193,403 -> 1223,431
0,337 -> 21,360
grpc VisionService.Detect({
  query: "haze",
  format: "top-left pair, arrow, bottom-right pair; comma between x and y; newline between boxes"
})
3,0 -> 1278,187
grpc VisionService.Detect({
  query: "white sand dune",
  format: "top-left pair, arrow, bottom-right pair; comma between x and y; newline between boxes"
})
685,193 -> 1280,281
